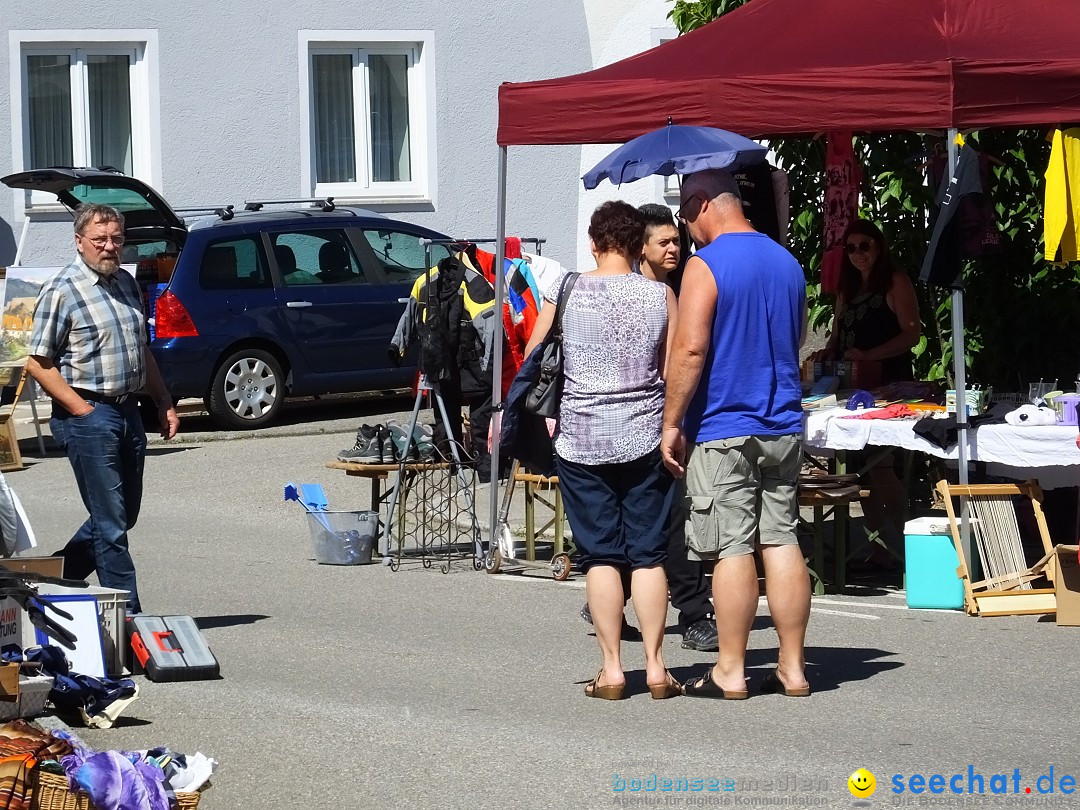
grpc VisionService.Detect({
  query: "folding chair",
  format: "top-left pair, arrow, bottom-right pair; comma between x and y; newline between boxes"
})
936,480 -> 1057,616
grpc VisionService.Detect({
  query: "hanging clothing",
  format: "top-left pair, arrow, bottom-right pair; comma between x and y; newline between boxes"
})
521,252 -> 569,300
389,257 -> 495,396
835,291 -> 913,383
771,166 -> 791,246
921,144 -> 1002,288
821,131 -> 862,294
1044,127 -> 1080,263
462,250 -> 541,399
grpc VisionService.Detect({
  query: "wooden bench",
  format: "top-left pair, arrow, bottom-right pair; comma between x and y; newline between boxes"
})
513,472 -> 570,561
797,479 -> 868,593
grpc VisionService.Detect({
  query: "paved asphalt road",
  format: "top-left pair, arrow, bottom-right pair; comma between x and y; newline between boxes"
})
10,397 -> 1080,809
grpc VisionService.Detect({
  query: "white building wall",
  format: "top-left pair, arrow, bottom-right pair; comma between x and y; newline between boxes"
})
0,2 -> 674,271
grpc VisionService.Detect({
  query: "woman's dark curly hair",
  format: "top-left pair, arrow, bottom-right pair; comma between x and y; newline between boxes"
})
588,200 -> 646,258
838,218 -> 896,302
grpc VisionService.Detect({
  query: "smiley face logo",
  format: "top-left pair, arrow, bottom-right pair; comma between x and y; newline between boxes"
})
848,768 -> 876,798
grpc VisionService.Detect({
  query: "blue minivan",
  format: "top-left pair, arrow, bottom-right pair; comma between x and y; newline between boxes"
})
3,169 -> 452,428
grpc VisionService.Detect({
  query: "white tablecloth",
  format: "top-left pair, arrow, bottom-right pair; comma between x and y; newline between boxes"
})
803,407 -> 1080,489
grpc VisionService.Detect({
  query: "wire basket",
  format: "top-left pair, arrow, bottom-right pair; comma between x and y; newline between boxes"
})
33,771 -> 201,810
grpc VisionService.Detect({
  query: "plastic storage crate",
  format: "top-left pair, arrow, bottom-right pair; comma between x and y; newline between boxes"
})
35,585 -> 129,675
306,510 -> 378,565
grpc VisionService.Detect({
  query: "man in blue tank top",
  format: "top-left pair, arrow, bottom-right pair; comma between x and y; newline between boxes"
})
661,169 -> 812,699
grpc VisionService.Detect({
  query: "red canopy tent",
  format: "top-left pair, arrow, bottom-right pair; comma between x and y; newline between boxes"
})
485,0 -> 1080,556
498,0 -> 1080,145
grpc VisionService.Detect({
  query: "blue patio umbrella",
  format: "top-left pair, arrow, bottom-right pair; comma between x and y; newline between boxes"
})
581,123 -> 767,190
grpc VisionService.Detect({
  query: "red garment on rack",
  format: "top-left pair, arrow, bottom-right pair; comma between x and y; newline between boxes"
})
471,247 -> 539,397
821,131 -> 862,294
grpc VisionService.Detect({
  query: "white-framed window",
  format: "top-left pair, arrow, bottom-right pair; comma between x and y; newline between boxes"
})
8,30 -> 160,210
299,31 -> 435,205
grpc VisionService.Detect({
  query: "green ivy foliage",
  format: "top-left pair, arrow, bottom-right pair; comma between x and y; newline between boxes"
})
669,0 -> 1078,392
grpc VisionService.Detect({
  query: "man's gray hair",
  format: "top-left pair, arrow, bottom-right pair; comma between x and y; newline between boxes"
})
683,169 -> 743,205
73,203 -> 125,235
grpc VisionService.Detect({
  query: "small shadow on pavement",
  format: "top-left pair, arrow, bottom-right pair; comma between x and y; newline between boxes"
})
194,614 -> 270,630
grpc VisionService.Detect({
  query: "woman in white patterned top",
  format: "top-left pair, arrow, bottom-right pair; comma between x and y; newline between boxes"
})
524,201 -> 680,701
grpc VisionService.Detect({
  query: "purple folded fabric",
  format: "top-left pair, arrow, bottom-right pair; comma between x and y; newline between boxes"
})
70,751 -> 168,810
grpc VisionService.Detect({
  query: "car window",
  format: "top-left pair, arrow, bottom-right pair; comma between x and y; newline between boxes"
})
359,230 -> 450,284
272,230 -> 369,286
198,237 -> 271,290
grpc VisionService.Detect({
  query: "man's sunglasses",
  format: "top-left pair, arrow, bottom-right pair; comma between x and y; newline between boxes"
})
844,240 -> 873,254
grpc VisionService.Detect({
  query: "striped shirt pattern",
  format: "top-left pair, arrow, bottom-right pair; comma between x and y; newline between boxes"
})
27,258 -> 147,396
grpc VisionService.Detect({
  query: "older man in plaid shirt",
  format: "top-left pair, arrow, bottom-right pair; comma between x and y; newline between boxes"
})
26,203 -> 178,613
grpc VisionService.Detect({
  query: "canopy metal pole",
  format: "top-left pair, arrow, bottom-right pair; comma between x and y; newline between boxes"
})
946,128 -> 973,570
490,146 -> 509,554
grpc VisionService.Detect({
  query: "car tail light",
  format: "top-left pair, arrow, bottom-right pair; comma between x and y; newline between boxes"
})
154,290 -> 199,338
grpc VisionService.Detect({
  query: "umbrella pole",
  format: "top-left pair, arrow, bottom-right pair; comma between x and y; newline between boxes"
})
947,128 -> 974,573
490,146 -> 508,559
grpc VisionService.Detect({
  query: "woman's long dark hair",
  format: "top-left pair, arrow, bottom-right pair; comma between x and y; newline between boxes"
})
838,219 -> 895,302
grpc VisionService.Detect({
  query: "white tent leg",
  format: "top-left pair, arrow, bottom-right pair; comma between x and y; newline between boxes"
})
490,146 -> 509,556
947,128 -> 973,570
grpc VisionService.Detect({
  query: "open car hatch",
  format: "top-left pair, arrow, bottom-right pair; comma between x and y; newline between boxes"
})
1,167 -> 188,247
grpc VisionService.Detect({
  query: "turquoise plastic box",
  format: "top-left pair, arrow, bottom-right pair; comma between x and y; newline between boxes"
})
904,517 -> 964,610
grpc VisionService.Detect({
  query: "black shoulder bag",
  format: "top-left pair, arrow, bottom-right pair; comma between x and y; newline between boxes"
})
524,272 -> 579,419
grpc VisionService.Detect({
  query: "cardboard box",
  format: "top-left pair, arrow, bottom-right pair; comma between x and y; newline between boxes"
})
0,662 -> 18,701
0,557 -> 65,579
1054,545 -> 1080,626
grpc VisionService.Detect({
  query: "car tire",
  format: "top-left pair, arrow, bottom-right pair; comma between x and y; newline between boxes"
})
207,348 -> 284,429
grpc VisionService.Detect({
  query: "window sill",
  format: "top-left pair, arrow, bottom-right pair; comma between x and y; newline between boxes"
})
323,195 -> 432,206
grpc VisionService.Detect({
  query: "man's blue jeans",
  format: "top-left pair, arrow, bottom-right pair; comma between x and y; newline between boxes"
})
50,399 -> 145,612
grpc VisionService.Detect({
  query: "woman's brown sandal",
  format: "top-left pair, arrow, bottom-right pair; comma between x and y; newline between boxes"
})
585,668 -> 626,700
647,671 -> 684,700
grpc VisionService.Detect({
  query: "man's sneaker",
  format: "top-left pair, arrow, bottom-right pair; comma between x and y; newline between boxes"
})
681,617 -> 719,652
337,424 -> 383,463
580,602 -> 643,642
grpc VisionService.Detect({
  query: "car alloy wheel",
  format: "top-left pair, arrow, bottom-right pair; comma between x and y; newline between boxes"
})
208,348 -> 284,429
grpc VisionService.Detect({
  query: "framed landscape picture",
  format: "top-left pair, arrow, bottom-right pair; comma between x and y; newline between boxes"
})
0,266 -> 61,364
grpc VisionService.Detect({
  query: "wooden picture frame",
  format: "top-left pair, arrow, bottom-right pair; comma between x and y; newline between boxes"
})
0,365 -> 26,472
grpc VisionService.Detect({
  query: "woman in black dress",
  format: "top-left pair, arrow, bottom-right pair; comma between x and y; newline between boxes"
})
816,220 -> 920,566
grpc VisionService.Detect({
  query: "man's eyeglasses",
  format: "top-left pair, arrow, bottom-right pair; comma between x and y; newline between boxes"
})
676,193 -> 701,222
844,240 -> 873,254
81,235 -> 126,248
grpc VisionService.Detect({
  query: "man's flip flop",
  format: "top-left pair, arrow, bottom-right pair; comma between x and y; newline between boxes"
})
682,668 -> 748,700
760,669 -> 811,697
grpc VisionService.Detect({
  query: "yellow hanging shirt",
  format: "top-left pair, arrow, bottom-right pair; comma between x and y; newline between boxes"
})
1044,127 -> 1080,263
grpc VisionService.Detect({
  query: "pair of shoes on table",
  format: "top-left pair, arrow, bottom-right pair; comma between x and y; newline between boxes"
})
580,603 -> 643,642
682,668 -> 811,699
681,617 -> 719,652
337,422 -> 435,463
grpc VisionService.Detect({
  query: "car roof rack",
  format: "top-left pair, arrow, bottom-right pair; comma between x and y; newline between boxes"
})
242,196 -> 335,213
174,204 -> 235,221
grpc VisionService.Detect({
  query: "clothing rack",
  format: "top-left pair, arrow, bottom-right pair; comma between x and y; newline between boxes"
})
418,236 -> 546,566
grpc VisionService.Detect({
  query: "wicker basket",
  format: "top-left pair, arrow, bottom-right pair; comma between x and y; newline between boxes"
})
33,770 -> 201,810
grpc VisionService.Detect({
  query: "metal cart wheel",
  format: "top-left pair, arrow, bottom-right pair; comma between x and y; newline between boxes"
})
485,548 -> 503,574
551,553 -> 572,581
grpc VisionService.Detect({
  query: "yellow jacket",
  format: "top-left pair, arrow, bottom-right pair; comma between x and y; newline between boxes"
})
1044,127 -> 1080,263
